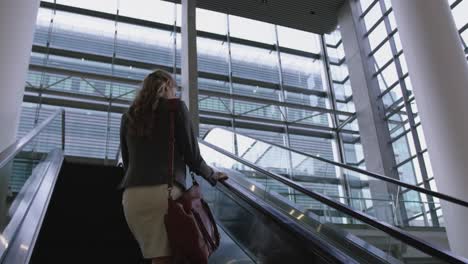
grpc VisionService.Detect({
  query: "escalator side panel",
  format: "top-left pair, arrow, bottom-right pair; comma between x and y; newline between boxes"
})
200,179 -> 351,264
1,154 -> 61,264
208,225 -> 254,264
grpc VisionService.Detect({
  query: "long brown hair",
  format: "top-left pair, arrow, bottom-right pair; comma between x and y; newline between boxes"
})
127,69 -> 175,138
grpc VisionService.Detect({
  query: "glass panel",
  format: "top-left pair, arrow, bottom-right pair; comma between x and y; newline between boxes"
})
368,22 -> 388,51
277,26 -> 321,53
196,8 -> 226,34
116,23 -> 174,67
205,129 -> 373,217
382,86 -> 403,108
280,53 -> 325,90
373,42 -> 393,69
120,0 -> 175,24
461,30 -> 468,47
19,104 -> 121,160
199,138 -> 452,262
378,62 -> 399,86
233,83 -> 279,101
360,0 -> 376,11
393,33 -> 403,52
34,8 -> 53,46
197,37 -> 229,75
383,0 -> 392,11
287,109 -> 330,127
343,140 -> 365,166
50,11 -> 116,57
363,3 -> 383,30
330,64 -> 349,82
234,102 -> 282,122
198,78 -> 230,93
56,0 -> 118,13
399,54 -> 408,75
199,96 -> 231,115
26,70 -> 138,100
31,52 -> 150,80
230,43 -> 279,83
229,15 -> 275,44
423,152 -> 434,180
203,128 -> 463,237
284,90 -> 325,107
198,81 -> 231,115
387,11 -> 398,31
452,0 -> 468,28
325,31 -> 341,47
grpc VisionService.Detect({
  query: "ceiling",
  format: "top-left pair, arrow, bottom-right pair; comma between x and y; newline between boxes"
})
163,0 -> 346,34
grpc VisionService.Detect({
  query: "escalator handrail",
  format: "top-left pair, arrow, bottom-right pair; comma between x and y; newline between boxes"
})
0,149 -> 64,263
200,139 -> 468,264
0,109 -> 64,170
203,127 -> 468,208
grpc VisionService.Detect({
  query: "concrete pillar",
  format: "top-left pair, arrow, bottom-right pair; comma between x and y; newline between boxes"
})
338,1 -> 400,223
391,0 -> 468,256
181,0 -> 199,136
0,0 -> 41,228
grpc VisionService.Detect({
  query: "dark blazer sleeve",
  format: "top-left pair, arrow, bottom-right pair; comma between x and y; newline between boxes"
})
120,114 -> 129,173
175,101 -> 216,186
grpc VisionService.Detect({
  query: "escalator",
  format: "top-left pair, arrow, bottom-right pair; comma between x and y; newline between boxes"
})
202,127 -> 468,232
202,128 -> 468,263
0,110 -> 467,263
0,151 -> 354,263
28,159 -> 348,264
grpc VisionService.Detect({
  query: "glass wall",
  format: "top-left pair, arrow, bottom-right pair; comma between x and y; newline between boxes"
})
324,28 -> 369,213
20,1 -> 363,213
449,0 -> 468,60
24,0 -> 464,227
359,0 -> 433,227
355,0 -> 468,227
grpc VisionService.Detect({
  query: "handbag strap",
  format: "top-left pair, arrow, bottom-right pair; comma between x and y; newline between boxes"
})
167,99 -> 178,197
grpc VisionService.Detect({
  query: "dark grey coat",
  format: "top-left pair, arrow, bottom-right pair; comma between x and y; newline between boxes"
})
119,98 -> 216,190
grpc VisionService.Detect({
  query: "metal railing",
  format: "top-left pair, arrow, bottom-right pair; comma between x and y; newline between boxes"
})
200,139 -> 468,263
204,127 -> 468,208
0,109 -> 66,262
0,109 -> 65,170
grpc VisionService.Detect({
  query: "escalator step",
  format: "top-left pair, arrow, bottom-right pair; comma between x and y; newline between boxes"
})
30,161 -> 141,264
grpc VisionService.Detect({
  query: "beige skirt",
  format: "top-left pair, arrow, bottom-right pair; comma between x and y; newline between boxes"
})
122,184 -> 182,259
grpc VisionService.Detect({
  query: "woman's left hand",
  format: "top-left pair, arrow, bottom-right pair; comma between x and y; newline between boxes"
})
213,172 -> 229,182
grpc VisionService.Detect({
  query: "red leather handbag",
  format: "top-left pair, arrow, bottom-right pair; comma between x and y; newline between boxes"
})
164,100 -> 221,264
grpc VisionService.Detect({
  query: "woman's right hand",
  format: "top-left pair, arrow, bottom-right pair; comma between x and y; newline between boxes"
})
213,171 -> 229,182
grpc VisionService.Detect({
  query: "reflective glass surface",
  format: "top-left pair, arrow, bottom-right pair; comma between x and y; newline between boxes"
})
203,128 -> 466,241
199,139 -> 452,263
358,0 -> 449,228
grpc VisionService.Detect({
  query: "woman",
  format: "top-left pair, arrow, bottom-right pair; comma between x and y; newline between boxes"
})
119,69 -> 228,264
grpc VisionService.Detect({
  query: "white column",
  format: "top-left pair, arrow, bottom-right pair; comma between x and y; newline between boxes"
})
181,0 -> 199,136
0,0 -> 40,152
0,0 -> 41,228
391,0 -> 468,257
